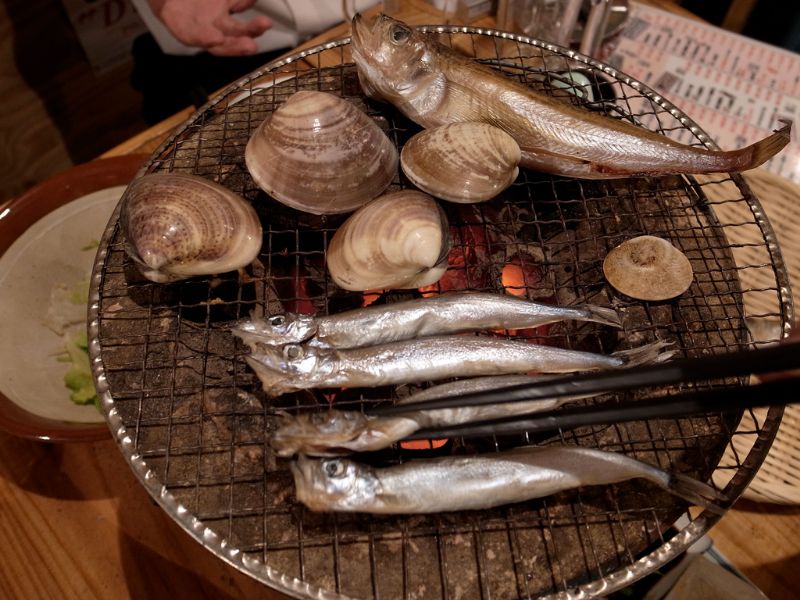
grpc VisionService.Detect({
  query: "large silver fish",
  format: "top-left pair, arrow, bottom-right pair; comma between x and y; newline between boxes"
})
246,336 -> 672,397
234,292 -> 620,349
350,14 -> 791,179
290,446 -> 723,514
271,374 -> 574,456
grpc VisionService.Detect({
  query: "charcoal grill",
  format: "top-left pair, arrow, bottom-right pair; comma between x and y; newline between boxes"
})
88,26 -> 793,599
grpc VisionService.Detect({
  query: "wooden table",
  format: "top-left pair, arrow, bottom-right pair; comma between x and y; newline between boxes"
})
2,2 -> 798,599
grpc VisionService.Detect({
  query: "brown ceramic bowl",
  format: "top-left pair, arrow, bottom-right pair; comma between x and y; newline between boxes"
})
0,155 -> 146,442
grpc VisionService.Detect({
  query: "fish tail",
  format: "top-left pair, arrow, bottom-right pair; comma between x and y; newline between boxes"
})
719,120 -> 792,172
611,340 -> 676,368
577,305 -> 622,328
667,472 -> 727,515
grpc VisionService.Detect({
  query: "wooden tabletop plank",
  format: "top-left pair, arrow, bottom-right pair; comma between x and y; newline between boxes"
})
0,432 -> 285,599
709,499 -> 800,600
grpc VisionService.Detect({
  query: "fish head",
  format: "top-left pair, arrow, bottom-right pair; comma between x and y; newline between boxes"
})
278,343 -> 332,377
350,13 -> 436,103
233,313 -> 317,348
271,409 -> 372,457
290,455 -> 379,511
245,343 -> 338,397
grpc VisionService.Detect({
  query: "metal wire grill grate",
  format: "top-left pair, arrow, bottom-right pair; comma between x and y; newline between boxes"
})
89,27 -> 792,599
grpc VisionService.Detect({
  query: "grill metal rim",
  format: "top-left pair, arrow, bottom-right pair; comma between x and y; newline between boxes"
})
88,25 -> 793,600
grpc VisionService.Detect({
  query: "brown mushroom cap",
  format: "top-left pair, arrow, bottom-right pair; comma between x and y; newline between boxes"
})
603,236 -> 693,301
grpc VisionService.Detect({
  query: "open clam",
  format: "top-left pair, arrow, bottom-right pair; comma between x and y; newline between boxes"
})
603,236 -> 694,301
245,91 -> 398,215
327,190 -> 450,291
120,173 -> 262,283
401,123 -> 521,203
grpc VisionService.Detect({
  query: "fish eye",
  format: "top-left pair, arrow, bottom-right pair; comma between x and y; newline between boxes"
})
269,315 -> 286,327
390,25 -> 410,45
324,460 -> 346,478
284,344 -> 304,360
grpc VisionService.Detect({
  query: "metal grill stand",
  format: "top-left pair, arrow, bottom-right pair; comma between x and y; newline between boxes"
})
89,27 -> 791,599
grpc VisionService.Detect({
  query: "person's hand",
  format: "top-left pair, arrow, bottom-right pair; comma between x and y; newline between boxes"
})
149,0 -> 273,56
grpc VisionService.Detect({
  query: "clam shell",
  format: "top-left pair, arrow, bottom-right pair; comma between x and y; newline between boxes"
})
401,123 -> 521,203
245,91 -> 398,215
120,173 -> 262,283
603,236 -> 693,301
327,190 -> 450,291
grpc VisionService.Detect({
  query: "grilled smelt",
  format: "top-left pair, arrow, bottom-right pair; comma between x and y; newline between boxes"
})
246,337 -> 674,397
271,374 -> 574,456
233,291 -> 620,349
291,446 -> 725,514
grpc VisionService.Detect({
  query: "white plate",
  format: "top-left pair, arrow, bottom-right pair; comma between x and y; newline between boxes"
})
0,186 -> 126,423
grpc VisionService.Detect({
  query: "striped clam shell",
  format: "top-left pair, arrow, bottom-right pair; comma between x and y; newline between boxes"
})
120,173 -> 263,283
245,91 -> 398,215
401,123 -> 520,203
326,190 -> 450,291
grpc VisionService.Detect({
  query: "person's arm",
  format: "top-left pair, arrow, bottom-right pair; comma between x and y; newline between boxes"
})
148,0 -> 272,56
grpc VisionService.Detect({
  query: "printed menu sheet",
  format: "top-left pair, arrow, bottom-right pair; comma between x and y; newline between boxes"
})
605,2 -> 800,183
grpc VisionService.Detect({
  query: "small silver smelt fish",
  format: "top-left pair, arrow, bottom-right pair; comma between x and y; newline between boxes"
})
290,446 -> 724,514
271,375 -> 575,456
350,14 -> 791,179
246,336 -> 673,397
232,292 -> 621,349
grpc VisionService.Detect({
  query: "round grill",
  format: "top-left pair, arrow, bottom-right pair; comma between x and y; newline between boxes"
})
89,27 -> 793,599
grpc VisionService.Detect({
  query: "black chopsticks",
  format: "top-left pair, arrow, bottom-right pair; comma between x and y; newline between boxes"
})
368,338 -> 800,417
403,378 -> 797,441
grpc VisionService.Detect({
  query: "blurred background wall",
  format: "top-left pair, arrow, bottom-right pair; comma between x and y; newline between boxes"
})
680,0 -> 800,51
0,0 -> 149,201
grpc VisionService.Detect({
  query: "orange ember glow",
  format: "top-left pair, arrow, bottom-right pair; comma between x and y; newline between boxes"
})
400,439 -> 449,451
502,263 -> 527,297
361,290 -> 383,307
417,283 -> 441,298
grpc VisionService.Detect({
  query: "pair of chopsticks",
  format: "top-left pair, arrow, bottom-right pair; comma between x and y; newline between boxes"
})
368,339 -> 800,440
